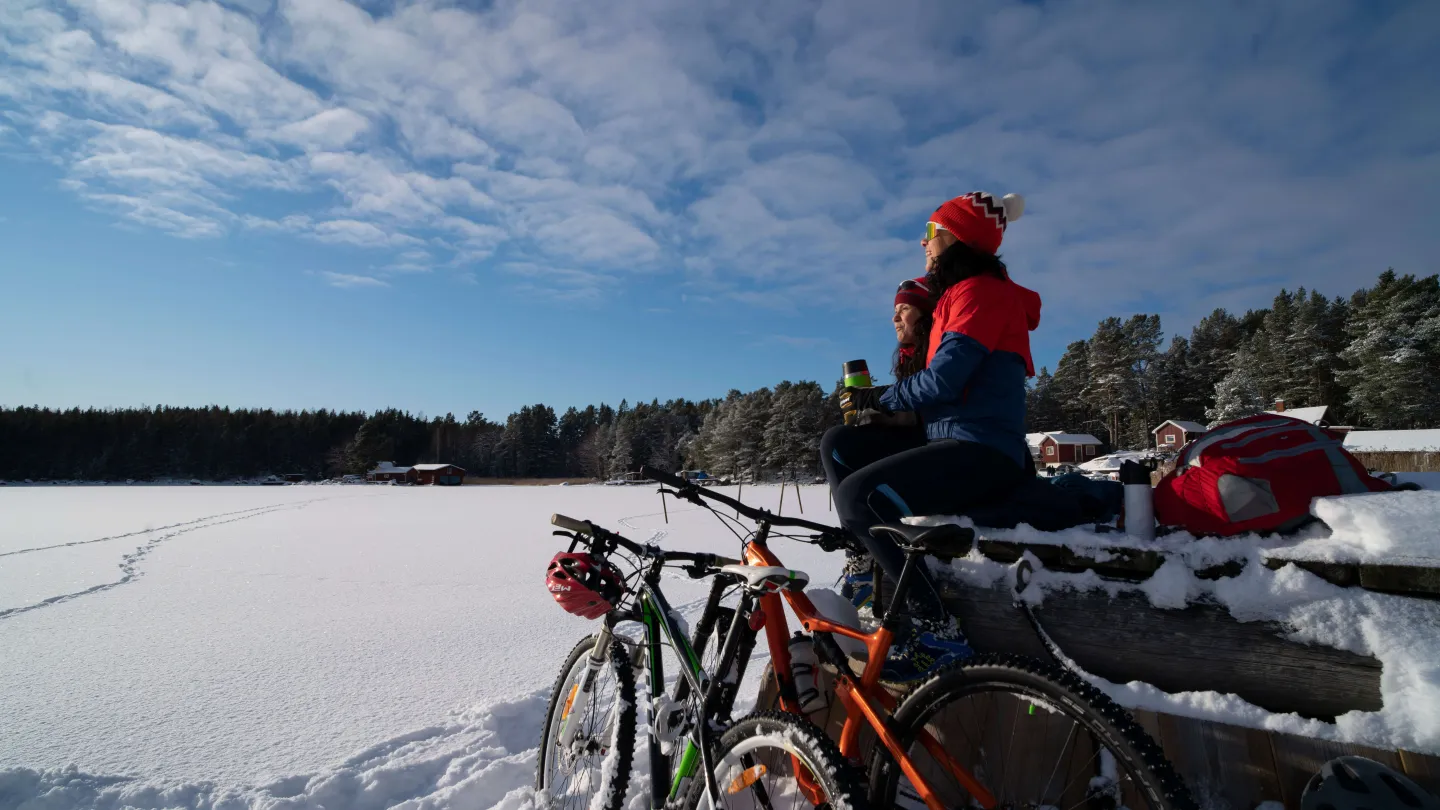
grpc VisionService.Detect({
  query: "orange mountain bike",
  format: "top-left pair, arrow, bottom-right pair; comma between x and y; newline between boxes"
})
639,466 -> 1197,810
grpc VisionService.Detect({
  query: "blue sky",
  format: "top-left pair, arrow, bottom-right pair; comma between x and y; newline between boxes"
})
2,0 -> 1438,419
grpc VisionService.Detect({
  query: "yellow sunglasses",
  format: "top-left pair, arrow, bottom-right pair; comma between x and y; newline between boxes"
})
924,222 -> 947,240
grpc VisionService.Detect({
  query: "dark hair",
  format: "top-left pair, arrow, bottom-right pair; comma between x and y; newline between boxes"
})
927,239 -> 1008,299
892,311 -> 933,380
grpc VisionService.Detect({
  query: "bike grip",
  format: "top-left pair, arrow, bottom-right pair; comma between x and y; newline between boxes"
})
550,513 -> 594,535
639,466 -> 686,488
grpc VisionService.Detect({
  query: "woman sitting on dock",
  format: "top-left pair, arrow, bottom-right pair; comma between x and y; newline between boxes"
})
821,190 -> 1040,682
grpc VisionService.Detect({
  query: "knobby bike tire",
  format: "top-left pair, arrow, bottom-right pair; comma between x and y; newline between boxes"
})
867,653 -> 1197,810
682,711 -> 870,810
536,634 -> 638,810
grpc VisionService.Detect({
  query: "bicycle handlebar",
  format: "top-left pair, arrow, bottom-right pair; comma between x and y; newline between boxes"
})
639,466 -> 839,535
550,513 -> 594,535
551,512 -> 741,570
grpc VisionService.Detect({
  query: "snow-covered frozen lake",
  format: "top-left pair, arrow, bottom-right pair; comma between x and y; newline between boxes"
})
0,484 -> 842,809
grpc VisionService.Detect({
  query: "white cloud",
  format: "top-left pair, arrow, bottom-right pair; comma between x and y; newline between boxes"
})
319,270 -> 388,288
85,191 -> 225,237
0,0 -> 1434,319
74,124 -> 296,190
270,108 -> 370,151
310,219 -> 422,248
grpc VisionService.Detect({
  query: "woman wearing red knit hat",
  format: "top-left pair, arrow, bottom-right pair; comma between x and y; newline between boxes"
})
821,191 -> 1041,683
891,275 -> 937,383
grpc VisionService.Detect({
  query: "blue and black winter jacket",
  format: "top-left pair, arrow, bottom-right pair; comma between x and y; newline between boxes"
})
880,274 -> 1042,468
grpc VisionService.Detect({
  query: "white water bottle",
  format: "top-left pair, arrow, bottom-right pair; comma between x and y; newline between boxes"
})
788,633 -> 825,714
1121,461 -> 1156,541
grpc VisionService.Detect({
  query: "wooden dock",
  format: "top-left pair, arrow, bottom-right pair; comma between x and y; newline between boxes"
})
754,535 -> 1440,807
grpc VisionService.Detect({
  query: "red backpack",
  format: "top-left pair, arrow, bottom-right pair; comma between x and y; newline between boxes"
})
1153,413 -> 1390,537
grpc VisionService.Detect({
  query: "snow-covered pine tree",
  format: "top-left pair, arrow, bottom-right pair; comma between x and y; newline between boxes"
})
607,416 -> 635,478
731,387 -> 773,480
763,381 -> 825,478
1338,270 -> 1440,429
1206,343 -> 1267,426
1082,318 -> 1134,448
697,391 -> 744,476
1187,308 -> 1244,415
1049,340 -> 1093,430
1284,289 -> 1349,419
1252,289 -> 1298,403
1154,336 -> 1206,424
575,424 -> 612,479
1122,314 -> 1164,448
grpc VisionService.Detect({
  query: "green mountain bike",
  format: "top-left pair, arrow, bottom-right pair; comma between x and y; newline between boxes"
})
536,513 -> 867,810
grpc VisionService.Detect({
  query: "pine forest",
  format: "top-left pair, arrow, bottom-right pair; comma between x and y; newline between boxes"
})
3,269 -> 1437,482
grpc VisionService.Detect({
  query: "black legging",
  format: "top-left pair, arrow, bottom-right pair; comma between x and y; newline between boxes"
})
821,425 -> 1029,620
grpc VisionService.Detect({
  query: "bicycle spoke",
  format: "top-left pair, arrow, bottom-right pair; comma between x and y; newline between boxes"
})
1039,713 -> 1080,801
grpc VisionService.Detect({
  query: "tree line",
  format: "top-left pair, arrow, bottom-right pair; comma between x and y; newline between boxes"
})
4,269 -> 1434,481
1026,269 -> 1440,449
0,382 -> 838,482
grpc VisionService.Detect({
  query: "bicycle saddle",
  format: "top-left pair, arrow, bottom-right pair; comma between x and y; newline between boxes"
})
868,523 -> 975,558
720,564 -> 810,593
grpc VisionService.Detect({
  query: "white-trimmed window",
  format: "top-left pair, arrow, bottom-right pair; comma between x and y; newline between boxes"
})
1165,434 -> 1176,445
1085,445 -> 1096,456
1046,445 -> 1055,456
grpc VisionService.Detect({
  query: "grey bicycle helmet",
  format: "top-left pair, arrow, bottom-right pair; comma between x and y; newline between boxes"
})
1302,756 -> 1440,810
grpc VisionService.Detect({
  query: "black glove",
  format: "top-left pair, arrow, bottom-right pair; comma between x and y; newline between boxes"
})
840,386 -> 891,421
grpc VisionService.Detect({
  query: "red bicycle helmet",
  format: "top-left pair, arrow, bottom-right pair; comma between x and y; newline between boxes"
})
546,552 -> 624,619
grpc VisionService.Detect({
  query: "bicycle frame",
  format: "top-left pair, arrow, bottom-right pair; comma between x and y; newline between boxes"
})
559,570 -> 738,809
743,524 -> 998,810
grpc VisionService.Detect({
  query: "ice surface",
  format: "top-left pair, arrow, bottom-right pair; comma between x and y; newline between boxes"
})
0,691 -> 549,810
0,486 -> 319,554
0,484 -> 843,808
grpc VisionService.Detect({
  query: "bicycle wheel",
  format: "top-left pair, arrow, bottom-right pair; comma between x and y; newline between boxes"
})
536,634 -> 638,810
682,711 -> 869,810
868,654 -> 1196,810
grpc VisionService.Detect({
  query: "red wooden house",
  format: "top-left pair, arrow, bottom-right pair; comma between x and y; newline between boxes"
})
413,464 -> 466,486
1152,420 -> 1207,450
1038,433 -> 1103,466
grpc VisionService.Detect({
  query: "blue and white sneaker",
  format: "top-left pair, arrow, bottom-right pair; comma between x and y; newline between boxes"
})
880,617 -> 975,683
839,555 -> 876,614
840,569 -> 874,612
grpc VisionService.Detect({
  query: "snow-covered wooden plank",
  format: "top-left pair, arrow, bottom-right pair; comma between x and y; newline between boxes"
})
939,580 -> 1383,721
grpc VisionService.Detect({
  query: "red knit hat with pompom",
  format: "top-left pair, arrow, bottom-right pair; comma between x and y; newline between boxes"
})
929,191 -> 1025,255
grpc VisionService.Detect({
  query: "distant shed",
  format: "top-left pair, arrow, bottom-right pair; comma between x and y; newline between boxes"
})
1039,433 -> 1103,465
1153,420 -> 1206,450
1343,430 -> 1440,473
413,463 -> 465,486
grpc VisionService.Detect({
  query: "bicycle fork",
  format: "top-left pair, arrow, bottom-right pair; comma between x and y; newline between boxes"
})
559,624 -> 615,751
